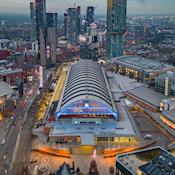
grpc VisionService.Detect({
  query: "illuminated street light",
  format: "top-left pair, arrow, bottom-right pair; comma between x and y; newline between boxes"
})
93,149 -> 97,158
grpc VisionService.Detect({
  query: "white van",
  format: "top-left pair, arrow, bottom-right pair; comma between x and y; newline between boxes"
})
144,134 -> 152,140
1,138 -> 5,145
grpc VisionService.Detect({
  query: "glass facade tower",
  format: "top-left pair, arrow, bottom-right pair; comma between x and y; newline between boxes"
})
86,6 -> 95,26
35,0 -> 46,42
64,6 -> 81,43
107,0 -> 127,60
30,1 -> 37,41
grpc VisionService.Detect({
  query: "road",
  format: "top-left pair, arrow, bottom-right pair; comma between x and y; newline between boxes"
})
0,85 -> 37,175
0,63 -> 59,175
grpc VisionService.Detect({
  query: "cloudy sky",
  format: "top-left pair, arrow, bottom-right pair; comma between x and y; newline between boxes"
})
0,0 -> 175,15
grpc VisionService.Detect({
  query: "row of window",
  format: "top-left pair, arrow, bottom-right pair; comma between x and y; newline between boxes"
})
97,137 -> 114,142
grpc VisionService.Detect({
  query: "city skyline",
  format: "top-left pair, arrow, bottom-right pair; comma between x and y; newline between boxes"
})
0,0 -> 175,15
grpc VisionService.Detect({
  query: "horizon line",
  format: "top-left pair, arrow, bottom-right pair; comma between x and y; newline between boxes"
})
0,12 -> 175,16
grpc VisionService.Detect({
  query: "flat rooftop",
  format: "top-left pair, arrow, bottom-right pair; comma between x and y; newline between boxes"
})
112,56 -> 175,72
50,118 -> 137,143
127,86 -> 167,107
139,150 -> 175,175
0,81 -> 13,97
107,72 -> 144,93
107,72 -> 140,135
117,147 -> 175,175
0,67 -> 23,75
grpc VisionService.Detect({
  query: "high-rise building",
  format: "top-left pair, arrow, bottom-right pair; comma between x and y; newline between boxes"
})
46,28 -> 57,65
81,16 -> 87,34
80,24 -> 100,62
86,6 -> 95,27
77,6 -> 81,37
35,0 -> 46,42
64,6 -> 81,43
40,26 -> 57,66
46,13 -> 57,29
30,0 -> 46,43
34,0 -> 47,65
39,28 -> 47,66
46,13 -> 58,65
80,43 -> 99,62
30,1 -> 37,41
64,13 -> 68,37
107,0 -> 127,60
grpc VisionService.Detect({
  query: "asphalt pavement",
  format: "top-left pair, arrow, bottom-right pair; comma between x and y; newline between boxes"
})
0,86 -> 37,175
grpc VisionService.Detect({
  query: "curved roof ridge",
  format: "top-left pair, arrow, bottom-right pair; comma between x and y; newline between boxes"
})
56,60 -> 117,114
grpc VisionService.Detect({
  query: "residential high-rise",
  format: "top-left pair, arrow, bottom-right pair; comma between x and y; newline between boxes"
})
46,13 -> 58,65
46,13 -> 57,29
39,28 -> 47,66
64,13 -> 68,37
46,28 -> 57,65
107,0 -> 127,60
30,0 -> 58,66
64,6 -> 81,43
35,0 -> 46,42
30,1 -> 37,41
30,0 -> 46,41
86,6 -> 95,27
77,6 -> 81,37
34,0 -> 47,65
80,24 -> 100,62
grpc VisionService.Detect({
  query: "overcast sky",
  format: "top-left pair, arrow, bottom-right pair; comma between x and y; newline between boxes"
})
0,0 -> 175,15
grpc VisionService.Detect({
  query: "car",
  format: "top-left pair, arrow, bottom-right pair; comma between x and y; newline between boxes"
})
1,138 -> 5,145
144,134 -> 152,140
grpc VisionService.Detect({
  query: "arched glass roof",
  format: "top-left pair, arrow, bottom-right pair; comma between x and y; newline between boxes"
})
56,60 -> 118,120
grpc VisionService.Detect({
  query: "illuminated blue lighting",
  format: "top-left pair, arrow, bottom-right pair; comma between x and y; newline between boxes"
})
55,99 -> 119,120
84,103 -> 89,108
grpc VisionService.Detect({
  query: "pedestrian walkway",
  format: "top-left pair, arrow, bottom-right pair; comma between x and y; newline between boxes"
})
0,118 -> 11,142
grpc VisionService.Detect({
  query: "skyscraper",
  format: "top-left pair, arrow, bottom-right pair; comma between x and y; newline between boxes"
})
64,6 -> 81,43
30,1 -> 36,41
35,0 -> 46,42
33,0 -> 47,65
86,6 -> 95,27
30,0 -> 58,66
39,28 -> 47,66
64,13 -> 68,37
46,28 -> 57,65
107,0 -> 127,60
46,13 -> 58,65
46,13 -> 57,29
46,13 -> 58,43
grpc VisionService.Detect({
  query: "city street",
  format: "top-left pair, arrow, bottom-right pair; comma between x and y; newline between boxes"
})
0,85 -> 38,175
